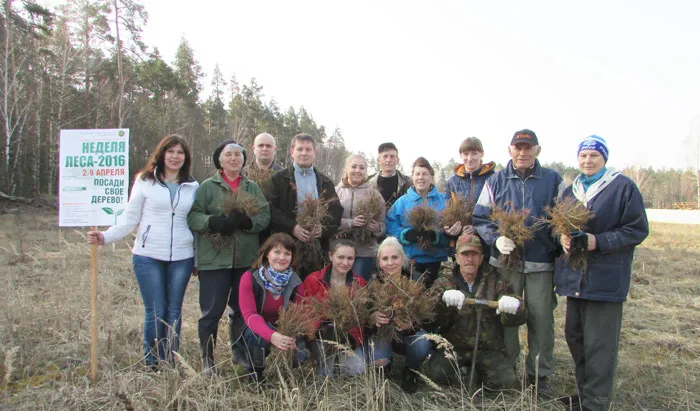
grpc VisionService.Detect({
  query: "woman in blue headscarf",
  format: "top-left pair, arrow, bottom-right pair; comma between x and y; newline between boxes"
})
555,135 -> 649,411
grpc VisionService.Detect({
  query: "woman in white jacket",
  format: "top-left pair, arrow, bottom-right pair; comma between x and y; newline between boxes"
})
87,135 -> 199,368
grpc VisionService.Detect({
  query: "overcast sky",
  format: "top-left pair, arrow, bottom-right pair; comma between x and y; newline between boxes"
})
49,0 -> 700,170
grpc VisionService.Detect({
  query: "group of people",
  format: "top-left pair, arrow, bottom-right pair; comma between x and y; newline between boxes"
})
86,129 -> 649,411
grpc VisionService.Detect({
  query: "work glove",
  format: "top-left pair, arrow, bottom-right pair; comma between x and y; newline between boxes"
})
401,228 -> 419,243
496,296 -> 520,315
569,230 -> 588,253
208,215 -> 236,235
442,290 -> 465,309
495,236 -> 516,255
419,230 -> 438,244
229,210 -> 253,230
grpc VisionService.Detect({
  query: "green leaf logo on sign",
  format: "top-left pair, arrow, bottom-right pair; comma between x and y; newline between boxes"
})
102,207 -> 124,225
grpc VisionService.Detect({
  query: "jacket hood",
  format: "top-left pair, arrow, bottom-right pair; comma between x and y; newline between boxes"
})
406,185 -> 441,202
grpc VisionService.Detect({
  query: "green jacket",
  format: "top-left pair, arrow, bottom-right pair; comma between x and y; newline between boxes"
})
187,172 -> 270,270
431,264 -> 526,355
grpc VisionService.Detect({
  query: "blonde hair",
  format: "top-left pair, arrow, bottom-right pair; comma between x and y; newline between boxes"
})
376,236 -> 408,271
340,154 -> 368,186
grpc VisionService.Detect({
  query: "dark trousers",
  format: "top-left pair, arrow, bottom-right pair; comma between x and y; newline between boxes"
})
198,267 -> 249,361
565,297 -> 623,411
413,261 -> 442,288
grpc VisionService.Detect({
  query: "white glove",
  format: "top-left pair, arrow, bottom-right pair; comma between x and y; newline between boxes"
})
495,236 -> 516,255
442,290 -> 465,309
496,296 -> 520,315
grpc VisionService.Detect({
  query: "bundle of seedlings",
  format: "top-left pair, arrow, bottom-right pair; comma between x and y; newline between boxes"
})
490,203 -> 536,270
339,189 -> 384,244
309,283 -> 369,344
442,192 -> 475,228
296,195 -> 331,273
406,202 -> 441,249
208,189 -> 262,250
244,164 -> 274,186
266,302 -> 319,376
545,196 -> 594,272
368,271 -> 439,343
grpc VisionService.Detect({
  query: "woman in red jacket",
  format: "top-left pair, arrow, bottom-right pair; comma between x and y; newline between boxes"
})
303,238 -> 367,377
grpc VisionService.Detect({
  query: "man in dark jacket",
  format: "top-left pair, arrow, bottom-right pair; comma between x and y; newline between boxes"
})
472,129 -> 564,395
367,142 -> 412,210
261,133 -> 342,277
428,233 -> 526,389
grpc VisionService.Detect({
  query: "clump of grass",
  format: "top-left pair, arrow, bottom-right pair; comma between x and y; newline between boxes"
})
544,197 -> 594,272
296,196 -> 331,274
442,192 -> 474,228
309,283 -> 369,336
267,303 -> 319,376
245,164 -> 274,186
209,189 -> 263,250
490,203 -> 536,269
339,190 -> 384,244
406,203 -> 441,249
368,272 -> 439,343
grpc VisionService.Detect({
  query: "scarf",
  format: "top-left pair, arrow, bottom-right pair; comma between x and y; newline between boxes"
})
572,167 -> 620,207
260,265 -> 294,296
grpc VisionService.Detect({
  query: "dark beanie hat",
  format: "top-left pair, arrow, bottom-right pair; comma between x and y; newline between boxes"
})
213,140 -> 246,169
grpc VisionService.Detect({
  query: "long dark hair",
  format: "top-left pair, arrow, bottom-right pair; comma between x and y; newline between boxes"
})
253,233 -> 299,272
138,134 -> 193,183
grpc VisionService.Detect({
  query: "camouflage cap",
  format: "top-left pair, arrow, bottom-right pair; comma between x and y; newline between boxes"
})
456,233 -> 482,254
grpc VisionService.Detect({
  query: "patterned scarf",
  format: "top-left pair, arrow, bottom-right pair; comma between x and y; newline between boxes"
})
572,168 -> 620,207
260,265 -> 294,296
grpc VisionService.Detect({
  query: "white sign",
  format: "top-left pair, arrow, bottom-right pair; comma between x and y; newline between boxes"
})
59,129 -> 130,227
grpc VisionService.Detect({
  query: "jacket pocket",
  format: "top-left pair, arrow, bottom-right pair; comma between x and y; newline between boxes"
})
141,224 -> 152,248
587,261 -> 624,295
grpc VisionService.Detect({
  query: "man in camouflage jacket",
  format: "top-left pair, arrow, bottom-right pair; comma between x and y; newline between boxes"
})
428,233 -> 526,389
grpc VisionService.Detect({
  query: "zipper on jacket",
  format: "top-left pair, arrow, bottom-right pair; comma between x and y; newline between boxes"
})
141,224 -> 152,248
169,184 -> 184,262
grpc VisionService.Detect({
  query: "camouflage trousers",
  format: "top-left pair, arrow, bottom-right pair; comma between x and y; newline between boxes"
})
427,349 -> 519,390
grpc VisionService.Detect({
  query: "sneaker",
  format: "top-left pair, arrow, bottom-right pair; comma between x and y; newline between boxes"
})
401,369 -> 419,394
558,394 -> 582,407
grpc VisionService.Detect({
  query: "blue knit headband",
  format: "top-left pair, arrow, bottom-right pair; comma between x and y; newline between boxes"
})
578,135 -> 608,162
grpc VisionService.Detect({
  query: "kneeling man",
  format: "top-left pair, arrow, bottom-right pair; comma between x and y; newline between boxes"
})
428,233 -> 526,389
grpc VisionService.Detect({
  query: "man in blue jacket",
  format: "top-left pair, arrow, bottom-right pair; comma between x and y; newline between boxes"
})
473,129 -> 563,396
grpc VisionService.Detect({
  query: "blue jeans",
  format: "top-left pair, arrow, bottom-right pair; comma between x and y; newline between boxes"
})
132,254 -> 193,365
311,340 -> 366,377
370,330 -> 433,370
352,257 -> 376,282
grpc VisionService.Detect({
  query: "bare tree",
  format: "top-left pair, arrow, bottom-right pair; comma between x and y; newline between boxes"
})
684,115 -> 700,208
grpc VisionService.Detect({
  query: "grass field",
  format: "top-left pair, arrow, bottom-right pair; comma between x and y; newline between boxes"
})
0,210 -> 698,410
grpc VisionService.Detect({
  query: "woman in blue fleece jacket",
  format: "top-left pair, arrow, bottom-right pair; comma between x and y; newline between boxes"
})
386,157 -> 462,287
555,135 -> 649,411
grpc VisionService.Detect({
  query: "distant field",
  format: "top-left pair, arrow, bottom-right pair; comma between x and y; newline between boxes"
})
0,211 -> 698,410
646,209 -> 700,225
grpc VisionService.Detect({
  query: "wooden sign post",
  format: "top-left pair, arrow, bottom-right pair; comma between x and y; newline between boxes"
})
89,229 -> 98,383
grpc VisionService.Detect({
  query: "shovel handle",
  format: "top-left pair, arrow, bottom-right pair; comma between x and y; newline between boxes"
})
463,297 -> 498,309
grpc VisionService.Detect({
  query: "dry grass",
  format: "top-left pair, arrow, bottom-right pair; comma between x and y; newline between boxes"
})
490,203 -> 537,269
368,272 -> 439,343
296,196 -> 331,274
544,197 -> 595,271
244,165 -> 274,187
309,284 -> 369,334
209,189 -> 264,250
442,192 -> 474,228
406,203 -> 441,249
0,209 -> 698,410
338,190 -> 384,245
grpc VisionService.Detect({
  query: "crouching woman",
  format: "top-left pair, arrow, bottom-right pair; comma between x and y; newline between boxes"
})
428,232 -> 526,389
303,239 -> 368,377
229,233 -> 307,380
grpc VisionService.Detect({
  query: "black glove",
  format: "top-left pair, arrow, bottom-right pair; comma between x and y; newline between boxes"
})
419,230 -> 437,243
570,230 -> 588,253
403,228 -> 419,243
229,210 -> 253,230
208,215 -> 236,235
